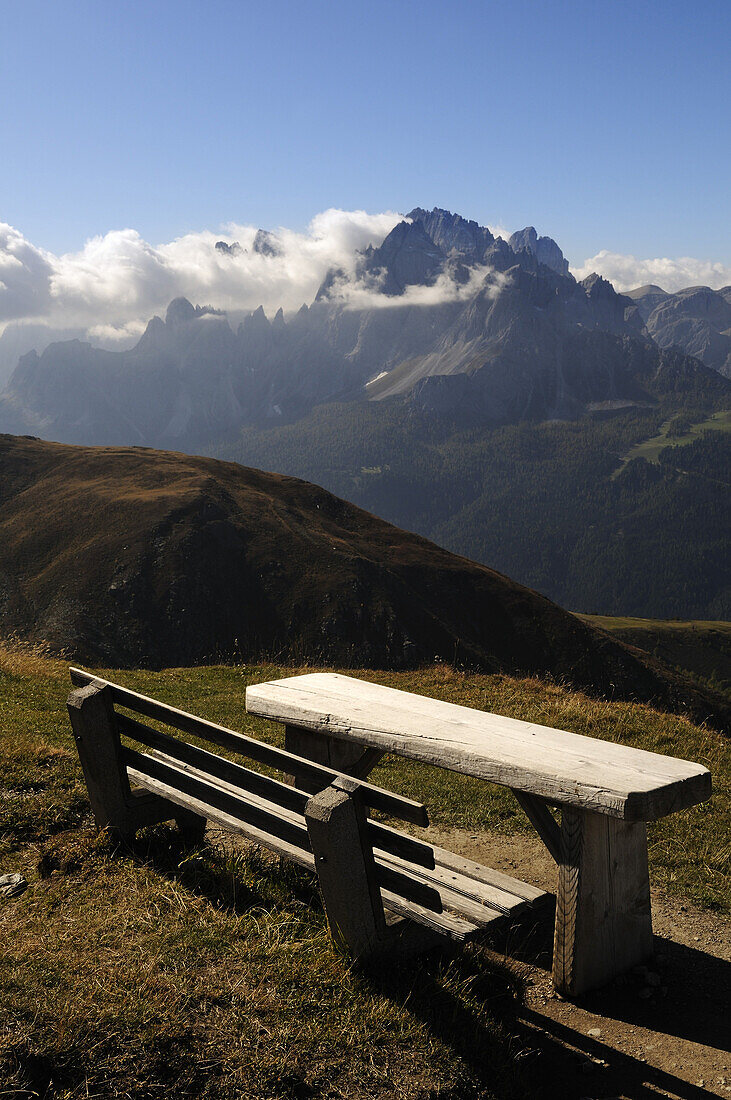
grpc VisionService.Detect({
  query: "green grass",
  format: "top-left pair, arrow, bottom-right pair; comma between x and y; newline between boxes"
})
613,408 -> 731,474
1,643 -> 729,1097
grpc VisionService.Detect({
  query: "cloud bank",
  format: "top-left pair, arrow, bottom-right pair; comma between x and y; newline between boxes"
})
325,262 -> 509,311
0,209 -> 403,344
571,250 -> 731,293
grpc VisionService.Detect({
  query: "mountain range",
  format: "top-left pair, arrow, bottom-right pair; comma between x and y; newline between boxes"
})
1,207 -> 727,624
626,283 -> 731,377
1,207 -> 728,449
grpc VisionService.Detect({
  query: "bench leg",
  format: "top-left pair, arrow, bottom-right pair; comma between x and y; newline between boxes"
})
285,724 -> 385,792
553,808 -> 653,996
305,781 -> 388,959
68,683 -> 181,842
305,781 -> 443,962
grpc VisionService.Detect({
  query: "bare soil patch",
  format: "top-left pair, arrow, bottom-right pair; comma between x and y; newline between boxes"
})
430,825 -> 731,1099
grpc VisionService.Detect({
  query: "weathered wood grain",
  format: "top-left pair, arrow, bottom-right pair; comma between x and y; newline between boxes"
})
246,673 -> 711,820
512,790 -> 561,863
122,747 -> 312,853
305,782 -> 388,959
431,846 -> 547,905
284,724 -> 384,790
124,755 -> 541,941
67,683 -> 173,839
126,764 -> 317,871
70,668 -> 427,825
122,727 -> 435,870
553,807 -> 653,996
379,849 -> 549,920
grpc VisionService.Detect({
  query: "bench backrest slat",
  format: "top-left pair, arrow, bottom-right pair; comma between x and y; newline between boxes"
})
122,746 -> 313,853
375,864 -> 442,912
117,710 -> 436,871
70,668 -> 428,827
117,711 -> 309,816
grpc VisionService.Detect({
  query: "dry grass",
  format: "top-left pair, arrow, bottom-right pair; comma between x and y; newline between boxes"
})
0,634 -> 68,680
1,828 -> 526,1099
1,648 -> 729,1097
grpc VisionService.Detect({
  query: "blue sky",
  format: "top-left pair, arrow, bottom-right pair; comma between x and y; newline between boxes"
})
2,0 -> 729,265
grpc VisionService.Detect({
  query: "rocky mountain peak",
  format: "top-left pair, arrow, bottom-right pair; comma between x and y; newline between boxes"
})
253,229 -> 280,257
581,272 -> 614,298
509,227 -> 570,277
165,297 -> 197,326
359,219 -> 445,295
407,207 -> 495,261
215,240 -> 242,257
244,305 -> 270,330
626,284 -> 667,298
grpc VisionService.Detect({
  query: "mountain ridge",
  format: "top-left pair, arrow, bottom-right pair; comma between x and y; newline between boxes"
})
1,432 -> 727,728
1,206 -> 726,449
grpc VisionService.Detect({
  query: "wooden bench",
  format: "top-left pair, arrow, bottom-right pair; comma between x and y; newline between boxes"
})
245,672 -> 713,996
67,669 -> 549,964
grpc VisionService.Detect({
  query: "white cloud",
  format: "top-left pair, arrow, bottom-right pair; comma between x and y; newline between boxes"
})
2,210 -> 730,359
487,223 -> 513,243
0,209 -> 403,342
327,262 -> 509,310
0,224 -> 54,321
571,250 -> 731,293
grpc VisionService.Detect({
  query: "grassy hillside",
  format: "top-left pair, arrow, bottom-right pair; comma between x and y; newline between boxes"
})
1,644 -> 728,1098
6,433 -> 728,729
613,407 -> 731,471
579,615 -> 731,696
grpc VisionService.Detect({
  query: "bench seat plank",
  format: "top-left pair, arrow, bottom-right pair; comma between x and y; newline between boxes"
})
119,715 -> 435,869
246,673 -> 711,820
126,764 -> 317,871
431,846 -> 547,905
378,850 -> 550,923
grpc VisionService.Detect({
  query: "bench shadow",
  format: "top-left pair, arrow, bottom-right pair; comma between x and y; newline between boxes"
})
126,825 -> 324,915
515,1007 -> 722,1100
364,904 -> 729,1100
486,901 -> 731,1053
574,933 -> 731,1053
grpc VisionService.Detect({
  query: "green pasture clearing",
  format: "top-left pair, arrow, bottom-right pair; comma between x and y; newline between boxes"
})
1,645 -> 729,1098
613,407 -> 731,475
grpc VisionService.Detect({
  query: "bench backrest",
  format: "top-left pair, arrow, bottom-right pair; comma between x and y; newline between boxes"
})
68,669 -> 444,915
246,672 -> 712,821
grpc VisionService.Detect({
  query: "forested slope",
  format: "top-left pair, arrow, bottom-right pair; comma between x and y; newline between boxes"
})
214,400 -> 730,620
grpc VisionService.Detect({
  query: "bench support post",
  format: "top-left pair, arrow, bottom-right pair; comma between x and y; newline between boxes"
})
305,779 -> 388,959
68,683 -> 189,843
512,789 -> 561,863
285,724 -> 385,793
305,779 -> 444,962
553,808 -> 653,996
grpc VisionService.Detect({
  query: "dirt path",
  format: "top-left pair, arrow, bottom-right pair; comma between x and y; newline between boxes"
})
430,827 -> 731,1100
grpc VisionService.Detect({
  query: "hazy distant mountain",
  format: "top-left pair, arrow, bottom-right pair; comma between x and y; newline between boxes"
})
2,206 -> 721,449
0,321 -> 87,390
627,284 -> 731,377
